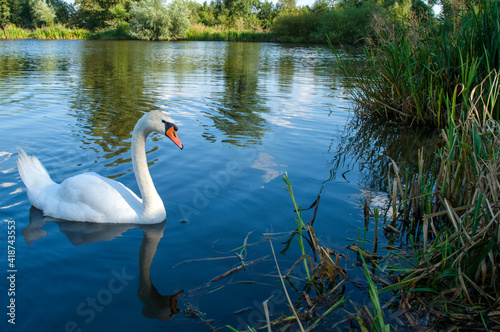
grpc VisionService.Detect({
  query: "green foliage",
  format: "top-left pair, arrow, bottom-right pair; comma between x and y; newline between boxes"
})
49,0 -> 75,26
0,22 -> 89,38
256,0 -> 276,30
0,0 -> 485,46
168,0 -> 191,39
90,22 -> 130,39
383,72 -> 500,319
75,0 -> 130,31
31,0 -> 55,27
276,0 -> 296,13
0,22 -> 28,38
359,252 -> 390,332
335,0 -> 500,126
31,23 -> 88,38
187,23 -> 272,41
196,2 -> 218,26
272,7 -> 318,42
4,0 -> 23,27
106,3 -> 129,28
282,172 -> 311,281
128,0 -> 191,41
0,0 -> 10,28
271,0 -> 385,44
317,2 -> 381,44
129,0 -> 171,40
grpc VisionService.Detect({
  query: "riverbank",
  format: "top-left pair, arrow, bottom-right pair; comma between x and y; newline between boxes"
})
0,23 -> 278,43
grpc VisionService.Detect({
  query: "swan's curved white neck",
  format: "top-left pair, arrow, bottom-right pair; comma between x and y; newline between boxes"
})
131,120 -> 165,221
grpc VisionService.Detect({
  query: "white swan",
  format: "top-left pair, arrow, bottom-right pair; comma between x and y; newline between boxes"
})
17,111 -> 183,224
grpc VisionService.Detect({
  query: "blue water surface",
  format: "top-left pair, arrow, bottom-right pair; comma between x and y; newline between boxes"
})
0,40 -> 376,331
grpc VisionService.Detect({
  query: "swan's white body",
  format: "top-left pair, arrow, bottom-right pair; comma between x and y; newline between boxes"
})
17,111 -> 183,224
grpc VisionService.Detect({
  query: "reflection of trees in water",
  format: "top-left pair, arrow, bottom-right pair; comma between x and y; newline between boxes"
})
276,48 -> 296,96
0,44 -> 73,112
327,115 -> 441,192
0,45 -> 71,75
209,42 -> 270,147
71,41 -> 273,152
71,42 -> 152,162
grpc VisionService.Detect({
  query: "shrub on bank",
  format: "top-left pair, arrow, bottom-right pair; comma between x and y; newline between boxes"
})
272,2 -> 383,44
317,3 -> 381,44
272,8 -> 318,43
128,0 -> 191,41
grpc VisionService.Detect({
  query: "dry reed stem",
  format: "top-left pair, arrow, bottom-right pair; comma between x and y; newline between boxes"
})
386,73 -> 500,319
263,297 -> 272,332
269,239 -> 305,332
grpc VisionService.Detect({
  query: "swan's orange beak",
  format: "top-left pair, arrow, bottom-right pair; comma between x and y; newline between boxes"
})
170,290 -> 183,313
166,127 -> 183,150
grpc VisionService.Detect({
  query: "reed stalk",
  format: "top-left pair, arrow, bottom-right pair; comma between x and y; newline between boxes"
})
384,72 -> 500,324
282,172 -> 311,281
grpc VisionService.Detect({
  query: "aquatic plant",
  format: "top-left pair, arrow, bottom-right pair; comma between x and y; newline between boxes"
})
0,23 -> 29,39
282,172 -> 312,281
334,0 -> 500,127
356,252 -> 390,332
186,24 -> 272,42
31,24 -> 89,39
384,73 -> 500,327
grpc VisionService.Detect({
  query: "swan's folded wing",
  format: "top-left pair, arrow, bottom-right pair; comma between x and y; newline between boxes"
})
54,172 -> 142,223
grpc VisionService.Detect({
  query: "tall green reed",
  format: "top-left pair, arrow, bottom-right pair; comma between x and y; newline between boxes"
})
333,0 -> 500,127
282,172 -> 312,281
186,24 -> 272,42
0,24 -> 29,39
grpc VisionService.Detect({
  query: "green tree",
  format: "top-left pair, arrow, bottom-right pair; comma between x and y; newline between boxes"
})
31,0 -> 55,26
196,1 -> 217,26
168,0 -> 191,39
49,0 -> 75,25
107,3 -> 129,27
75,0 -> 130,31
257,0 -> 277,29
6,0 -> 24,26
276,0 -> 296,13
312,0 -> 333,14
0,0 -> 10,27
129,0 -> 171,40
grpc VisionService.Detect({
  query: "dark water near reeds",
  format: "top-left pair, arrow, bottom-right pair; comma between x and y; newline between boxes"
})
0,40 -> 428,331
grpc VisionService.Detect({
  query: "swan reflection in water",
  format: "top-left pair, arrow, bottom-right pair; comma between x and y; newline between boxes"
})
23,206 -> 183,321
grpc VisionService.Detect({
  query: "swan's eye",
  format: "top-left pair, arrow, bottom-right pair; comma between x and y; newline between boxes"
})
163,121 -> 178,132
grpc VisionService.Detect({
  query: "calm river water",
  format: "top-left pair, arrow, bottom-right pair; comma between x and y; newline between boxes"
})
0,40 -> 390,331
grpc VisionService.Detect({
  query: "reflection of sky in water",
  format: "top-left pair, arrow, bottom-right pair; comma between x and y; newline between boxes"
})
250,152 -> 286,185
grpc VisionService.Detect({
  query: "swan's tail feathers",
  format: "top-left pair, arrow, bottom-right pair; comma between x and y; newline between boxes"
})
17,148 -> 55,194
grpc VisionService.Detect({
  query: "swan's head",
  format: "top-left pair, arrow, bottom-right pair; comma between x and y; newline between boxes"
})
141,111 -> 183,150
